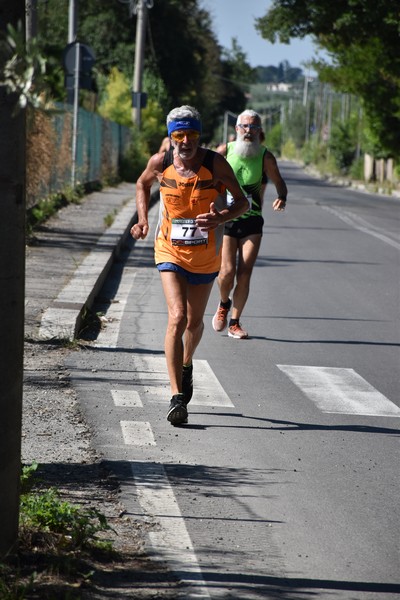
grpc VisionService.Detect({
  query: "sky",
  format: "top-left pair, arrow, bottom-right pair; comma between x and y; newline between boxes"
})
200,0 -> 323,72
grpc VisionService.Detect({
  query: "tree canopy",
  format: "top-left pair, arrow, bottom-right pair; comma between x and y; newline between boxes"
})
255,0 -> 400,157
35,0 -> 255,140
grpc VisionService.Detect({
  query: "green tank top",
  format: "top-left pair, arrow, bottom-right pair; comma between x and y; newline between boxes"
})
226,142 -> 267,219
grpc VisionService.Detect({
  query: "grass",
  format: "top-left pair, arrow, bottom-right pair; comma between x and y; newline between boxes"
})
26,185 -> 86,239
0,464 -> 116,599
104,208 -> 118,228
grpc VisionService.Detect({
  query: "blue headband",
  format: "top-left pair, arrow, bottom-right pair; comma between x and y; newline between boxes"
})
167,118 -> 202,136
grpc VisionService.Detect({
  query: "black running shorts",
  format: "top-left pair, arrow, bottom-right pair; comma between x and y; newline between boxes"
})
224,215 -> 264,239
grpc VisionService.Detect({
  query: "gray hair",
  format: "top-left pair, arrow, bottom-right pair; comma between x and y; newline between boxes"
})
166,105 -> 201,126
236,109 -> 261,125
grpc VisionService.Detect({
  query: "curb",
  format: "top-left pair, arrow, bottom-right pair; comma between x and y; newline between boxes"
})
39,196 -> 138,341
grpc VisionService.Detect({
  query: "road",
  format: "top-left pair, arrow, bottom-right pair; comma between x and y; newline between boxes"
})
67,162 -> 400,599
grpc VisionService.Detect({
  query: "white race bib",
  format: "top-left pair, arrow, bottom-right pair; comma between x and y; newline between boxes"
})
171,219 -> 208,246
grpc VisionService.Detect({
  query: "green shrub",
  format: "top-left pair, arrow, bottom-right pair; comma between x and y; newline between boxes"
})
281,138 -> 298,160
20,487 -> 113,551
301,138 -> 327,165
349,157 -> 364,180
120,129 -> 150,182
266,123 -> 282,155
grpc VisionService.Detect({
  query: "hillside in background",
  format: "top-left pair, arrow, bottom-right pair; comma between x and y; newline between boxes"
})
255,61 -> 304,83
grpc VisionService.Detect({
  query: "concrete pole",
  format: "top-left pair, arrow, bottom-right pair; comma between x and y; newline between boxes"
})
67,0 -> 79,104
26,0 -> 38,41
71,43 -> 80,188
0,0 -> 26,558
68,0 -> 78,43
132,0 -> 147,127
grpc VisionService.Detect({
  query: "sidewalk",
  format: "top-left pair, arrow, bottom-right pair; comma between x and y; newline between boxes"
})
25,182 -> 137,341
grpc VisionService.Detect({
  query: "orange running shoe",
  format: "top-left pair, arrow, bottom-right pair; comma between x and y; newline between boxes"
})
212,300 -> 231,332
228,322 -> 248,339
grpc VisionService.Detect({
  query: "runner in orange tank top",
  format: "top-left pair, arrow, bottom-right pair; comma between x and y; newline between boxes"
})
131,105 -> 249,426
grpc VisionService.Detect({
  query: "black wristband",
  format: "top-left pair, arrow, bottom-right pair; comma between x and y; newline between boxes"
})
278,196 -> 287,202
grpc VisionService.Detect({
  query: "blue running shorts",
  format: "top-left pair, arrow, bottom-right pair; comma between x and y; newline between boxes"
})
157,262 -> 218,285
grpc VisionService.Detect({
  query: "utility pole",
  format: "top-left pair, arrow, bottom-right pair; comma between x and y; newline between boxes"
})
67,0 -> 78,104
68,0 -> 78,43
26,0 -> 38,41
118,0 -> 152,128
67,0 -> 79,185
0,0 -> 26,557
132,0 -> 147,127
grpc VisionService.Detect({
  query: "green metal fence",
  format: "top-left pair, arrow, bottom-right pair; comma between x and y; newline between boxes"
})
26,104 -> 131,209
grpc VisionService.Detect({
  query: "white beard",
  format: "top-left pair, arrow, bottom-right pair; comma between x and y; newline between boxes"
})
234,138 -> 261,158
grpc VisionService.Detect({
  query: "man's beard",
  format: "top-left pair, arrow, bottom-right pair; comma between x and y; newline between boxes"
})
234,137 -> 261,158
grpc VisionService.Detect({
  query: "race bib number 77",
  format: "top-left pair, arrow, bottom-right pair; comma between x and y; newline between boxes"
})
171,219 -> 208,246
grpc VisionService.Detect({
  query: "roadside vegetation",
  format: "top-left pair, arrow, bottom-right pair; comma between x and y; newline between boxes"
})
3,0 -> 397,211
0,463 -> 116,599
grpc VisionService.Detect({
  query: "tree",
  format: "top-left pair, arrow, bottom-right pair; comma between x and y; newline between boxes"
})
255,0 -> 400,157
34,0 -> 252,143
98,67 -> 132,127
146,0 -> 228,139
0,1 -> 26,557
256,63 -> 303,84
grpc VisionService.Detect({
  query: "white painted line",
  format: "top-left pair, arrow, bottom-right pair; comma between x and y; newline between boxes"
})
277,365 -> 400,417
95,203 -> 160,349
94,269 -> 136,349
134,386 -> 169,401
322,205 -> 400,250
133,356 -> 234,407
134,357 -> 169,383
131,461 -> 211,599
120,421 -> 156,445
190,359 -> 234,406
111,390 -> 143,407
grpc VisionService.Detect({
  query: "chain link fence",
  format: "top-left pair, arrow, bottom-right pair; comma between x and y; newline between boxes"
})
26,103 -> 131,209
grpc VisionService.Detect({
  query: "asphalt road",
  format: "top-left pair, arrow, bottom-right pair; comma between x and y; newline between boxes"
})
67,162 -> 400,599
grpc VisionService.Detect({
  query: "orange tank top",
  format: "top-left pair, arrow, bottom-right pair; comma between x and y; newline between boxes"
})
155,149 -> 226,274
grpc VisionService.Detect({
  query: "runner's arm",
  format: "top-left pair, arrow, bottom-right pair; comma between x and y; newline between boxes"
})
131,154 -> 163,239
264,151 -> 288,211
195,153 -> 249,230
215,142 -> 227,156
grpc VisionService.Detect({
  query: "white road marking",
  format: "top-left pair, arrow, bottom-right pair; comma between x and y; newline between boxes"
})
120,421 -> 156,445
277,365 -> 400,417
94,201 -> 160,349
94,269 -> 136,349
131,461 -> 211,599
111,389 -> 143,407
322,205 -> 400,250
133,356 -> 234,406
191,359 -> 234,406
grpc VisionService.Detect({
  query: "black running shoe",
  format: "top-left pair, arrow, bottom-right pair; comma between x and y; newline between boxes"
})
167,394 -> 188,425
182,363 -> 193,405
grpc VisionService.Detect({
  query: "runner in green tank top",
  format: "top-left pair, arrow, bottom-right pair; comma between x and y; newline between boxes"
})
212,109 -> 288,339
225,142 -> 266,219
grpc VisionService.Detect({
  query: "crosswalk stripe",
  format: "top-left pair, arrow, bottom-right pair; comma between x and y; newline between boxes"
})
133,356 -> 234,406
277,365 -> 400,417
120,421 -> 156,445
112,389 -> 143,407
